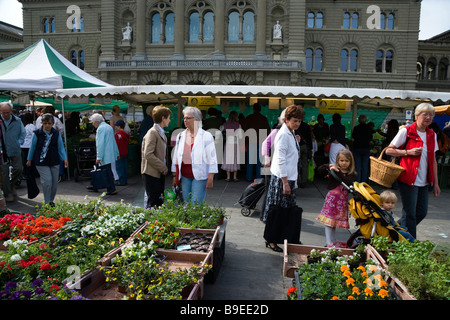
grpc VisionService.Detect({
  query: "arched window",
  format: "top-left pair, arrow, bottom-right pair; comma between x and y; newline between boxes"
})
79,51 -> 85,70
43,18 -> 49,33
189,12 -> 200,43
307,11 -> 323,29
151,13 -> 161,43
387,13 -> 395,30
438,58 -> 449,80
380,13 -> 386,30
314,49 -> 323,71
316,12 -> 323,28
340,49 -> 349,71
50,18 -> 55,33
243,11 -> 254,42
165,13 -> 174,43
385,50 -> 393,73
376,49 -> 394,73
203,11 -> 214,43
306,48 -> 313,71
343,12 -> 350,29
351,13 -> 359,29
70,49 -> 85,69
350,49 -> 358,72
307,12 -> 315,28
228,11 -> 239,42
343,12 -> 358,29
306,48 -> 323,71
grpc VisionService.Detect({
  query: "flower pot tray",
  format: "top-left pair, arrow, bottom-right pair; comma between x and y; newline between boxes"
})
385,273 -> 417,300
365,244 -> 389,269
156,248 -> 213,273
282,240 -> 355,278
175,226 -> 220,253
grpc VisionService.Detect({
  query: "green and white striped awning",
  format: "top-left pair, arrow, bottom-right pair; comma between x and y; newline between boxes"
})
0,39 -> 110,91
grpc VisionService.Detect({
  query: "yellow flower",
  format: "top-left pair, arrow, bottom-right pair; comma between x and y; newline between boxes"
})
364,288 -> 373,297
340,265 -> 349,273
378,289 -> 389,298
361,272 -> 368,278
357,266 -> 366,272
379,280 -> 388,288
331,296 -> 341,300
343,270 -> 352,278
129,284 -> 134,289
346,277 -> 355,286
352,287 -> 360,295
347,296 -> 355,300
105,277 -> 109,282
369,265 -> 378,272
364,278 -> 373,287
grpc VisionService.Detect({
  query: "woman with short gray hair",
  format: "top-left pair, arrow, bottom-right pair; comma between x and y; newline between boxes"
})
171,106 -> 218,203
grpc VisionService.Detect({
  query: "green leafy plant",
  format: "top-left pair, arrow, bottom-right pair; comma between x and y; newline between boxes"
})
370,235 -> 390,253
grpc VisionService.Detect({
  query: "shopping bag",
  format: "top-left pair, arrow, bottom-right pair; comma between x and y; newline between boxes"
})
26,176 -> 39,199
307,158 -> 315,182
90,165 -> 109,190
263,204 -> 303,244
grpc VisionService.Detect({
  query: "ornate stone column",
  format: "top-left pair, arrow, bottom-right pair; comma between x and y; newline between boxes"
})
213,0 -> 225,59
133,0 -> 147,60
173,0 -> 185,60
255,0 -> 267,59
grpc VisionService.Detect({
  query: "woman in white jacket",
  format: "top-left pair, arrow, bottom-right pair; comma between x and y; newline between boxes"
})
263,105 -> 303,252
171,107 -> 218,203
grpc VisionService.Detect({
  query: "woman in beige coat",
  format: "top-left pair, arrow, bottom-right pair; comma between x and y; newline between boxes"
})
141,106 -> 172,208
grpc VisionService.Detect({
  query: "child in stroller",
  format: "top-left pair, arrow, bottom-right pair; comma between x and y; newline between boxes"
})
378,190 -> 415,243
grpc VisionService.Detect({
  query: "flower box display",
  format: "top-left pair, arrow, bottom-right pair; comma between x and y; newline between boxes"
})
282,240 -> 355,278
367,237 -> 449,300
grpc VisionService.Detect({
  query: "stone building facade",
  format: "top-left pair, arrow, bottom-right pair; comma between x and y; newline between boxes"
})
17,0 -> 441,93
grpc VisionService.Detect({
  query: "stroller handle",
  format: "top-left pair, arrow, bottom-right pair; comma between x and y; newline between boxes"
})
328,168 -> 353,193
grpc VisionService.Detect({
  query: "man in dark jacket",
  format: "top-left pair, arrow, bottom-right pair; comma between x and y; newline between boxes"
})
351,114 -> 372,183
294,117 -> 312,187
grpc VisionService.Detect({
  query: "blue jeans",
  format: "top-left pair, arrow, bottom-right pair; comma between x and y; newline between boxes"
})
181,176 -> 207,203
353,147 -> 370,183
397,180 -> 429,239
115,157 -> 128,185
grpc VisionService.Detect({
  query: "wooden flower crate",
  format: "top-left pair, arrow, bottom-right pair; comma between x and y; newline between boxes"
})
282,240 -> 354,278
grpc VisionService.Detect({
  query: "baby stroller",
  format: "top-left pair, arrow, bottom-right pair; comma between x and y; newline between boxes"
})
73,140 -> 97,182
237,178 -> 266,216
328,170 -> 412,248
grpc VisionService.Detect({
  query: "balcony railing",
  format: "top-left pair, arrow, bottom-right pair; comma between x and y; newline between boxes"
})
100,59 -> 301,70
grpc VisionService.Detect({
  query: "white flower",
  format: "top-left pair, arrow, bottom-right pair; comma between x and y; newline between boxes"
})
10,254 -> 22,262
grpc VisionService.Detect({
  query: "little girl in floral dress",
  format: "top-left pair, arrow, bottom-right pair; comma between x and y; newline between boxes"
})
317,149 -> 357,247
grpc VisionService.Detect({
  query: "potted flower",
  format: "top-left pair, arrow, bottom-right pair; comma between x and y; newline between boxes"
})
307,249 -> 321,264
322,247 -> 342,261
347,252 -> 361,270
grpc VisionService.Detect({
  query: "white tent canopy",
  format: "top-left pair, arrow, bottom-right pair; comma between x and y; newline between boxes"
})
55,84 -> 450,105
0,39 -> 111,91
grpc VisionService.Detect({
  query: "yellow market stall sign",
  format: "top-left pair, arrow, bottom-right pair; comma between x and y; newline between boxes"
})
318,99 -> 351,114
188,96 -> 216,110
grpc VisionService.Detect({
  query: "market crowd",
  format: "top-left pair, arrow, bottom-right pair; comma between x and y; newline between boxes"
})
1,101 -> 449,249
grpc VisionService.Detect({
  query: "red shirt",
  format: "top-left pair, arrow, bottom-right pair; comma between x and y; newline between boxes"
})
115,129 -> 130,158
181,140 -> 194,179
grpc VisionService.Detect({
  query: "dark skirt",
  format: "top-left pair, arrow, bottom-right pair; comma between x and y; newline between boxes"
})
262,175 -> 296,220
263,175 -> 302,244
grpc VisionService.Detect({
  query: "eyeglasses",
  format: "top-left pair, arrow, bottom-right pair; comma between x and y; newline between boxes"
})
183,117 -> 194,121
419,113 -> 433,118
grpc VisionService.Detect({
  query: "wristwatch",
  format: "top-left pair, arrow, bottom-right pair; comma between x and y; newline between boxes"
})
405,149 -> 408,156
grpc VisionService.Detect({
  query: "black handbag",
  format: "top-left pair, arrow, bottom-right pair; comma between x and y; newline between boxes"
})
90,165 -> 109,190
263,204 -> 303,244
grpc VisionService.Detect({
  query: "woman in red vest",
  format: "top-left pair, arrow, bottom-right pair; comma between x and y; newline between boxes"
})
386,103 -> 440,238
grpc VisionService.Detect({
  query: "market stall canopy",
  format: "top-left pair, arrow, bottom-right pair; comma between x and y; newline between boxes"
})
55,85 -> 450,106
435,105 -> 450,115
0,39 -> 111,91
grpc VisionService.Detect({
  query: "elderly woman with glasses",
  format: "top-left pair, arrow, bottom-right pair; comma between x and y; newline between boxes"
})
26,113 -> 68,206
171,106 -> 218,203
385,103 -> 440,239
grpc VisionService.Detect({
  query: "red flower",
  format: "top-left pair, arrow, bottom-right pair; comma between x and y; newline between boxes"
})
287,286 -> 297,295
49,284 -> 60,292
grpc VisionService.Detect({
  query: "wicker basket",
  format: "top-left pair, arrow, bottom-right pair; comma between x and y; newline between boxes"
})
369,147 -> 405,188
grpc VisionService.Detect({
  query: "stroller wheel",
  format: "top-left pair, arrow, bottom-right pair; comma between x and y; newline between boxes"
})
241,207 -> 251,216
